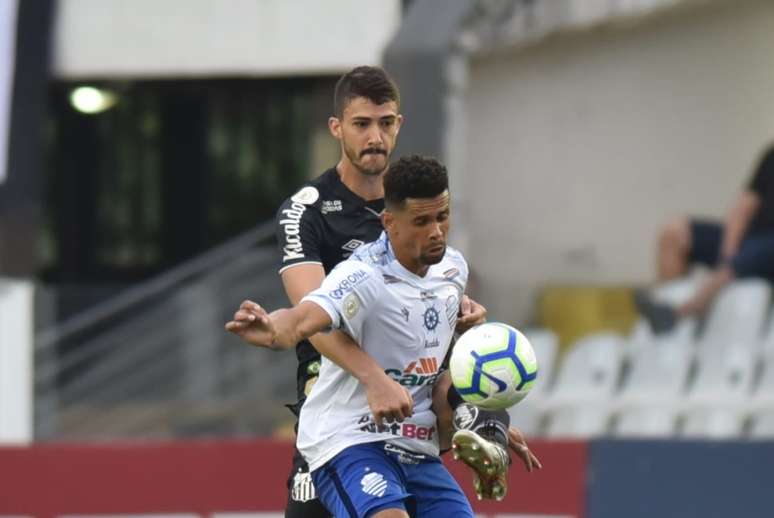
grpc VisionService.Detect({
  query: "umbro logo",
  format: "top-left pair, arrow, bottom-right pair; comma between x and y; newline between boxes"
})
361,472 -> 388,497
342,239 -> 364,253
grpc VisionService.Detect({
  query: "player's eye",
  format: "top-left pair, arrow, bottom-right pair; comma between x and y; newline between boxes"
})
380,119 -> 395,128
353,121 -> 368,128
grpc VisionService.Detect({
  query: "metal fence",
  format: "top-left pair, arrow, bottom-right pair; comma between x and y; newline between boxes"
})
34,222 -> 299,441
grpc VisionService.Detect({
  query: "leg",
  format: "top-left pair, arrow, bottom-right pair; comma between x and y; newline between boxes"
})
405,458 -> 474,517
657,216 -> 692,281
451,404 -> 511,501
311,442 -> 410,518
676,264 -> 734,316
371,510 -> 409,518
431,371 -> 454,450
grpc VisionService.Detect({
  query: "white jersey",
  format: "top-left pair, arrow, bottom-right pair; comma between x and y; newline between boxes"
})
297,232 -> 469,472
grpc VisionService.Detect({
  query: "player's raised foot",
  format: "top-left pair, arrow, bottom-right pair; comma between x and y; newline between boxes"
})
451,403 -> 511,501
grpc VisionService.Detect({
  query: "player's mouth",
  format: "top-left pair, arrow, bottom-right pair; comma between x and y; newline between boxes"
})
361,148 -> 387,157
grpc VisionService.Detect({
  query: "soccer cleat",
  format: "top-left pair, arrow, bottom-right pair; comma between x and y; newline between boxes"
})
452,429 -> 510,501
451,403 -> 511,501
633,289 -> 678,335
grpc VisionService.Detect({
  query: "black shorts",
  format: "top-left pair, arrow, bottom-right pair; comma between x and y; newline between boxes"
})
690,219 -> 774,280
286,446 -> 331,518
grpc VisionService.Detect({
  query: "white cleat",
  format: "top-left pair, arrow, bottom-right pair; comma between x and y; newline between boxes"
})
451,429 -> 510,501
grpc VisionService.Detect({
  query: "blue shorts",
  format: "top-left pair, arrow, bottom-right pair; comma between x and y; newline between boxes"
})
311,442 -> 473,518
690,220 -> 774,280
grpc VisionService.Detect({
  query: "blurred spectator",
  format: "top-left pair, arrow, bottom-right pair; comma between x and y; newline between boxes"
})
636,143 -> 774,333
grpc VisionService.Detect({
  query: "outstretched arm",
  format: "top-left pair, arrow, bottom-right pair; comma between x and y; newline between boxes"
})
225,299 -> 332,349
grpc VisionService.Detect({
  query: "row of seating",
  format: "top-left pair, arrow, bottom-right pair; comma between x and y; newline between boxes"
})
512,277 -> 774,439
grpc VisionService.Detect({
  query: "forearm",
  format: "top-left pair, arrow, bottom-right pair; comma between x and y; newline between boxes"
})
308,331 -> 388,387
721,191 -> 760,259
721,208 -> 750,259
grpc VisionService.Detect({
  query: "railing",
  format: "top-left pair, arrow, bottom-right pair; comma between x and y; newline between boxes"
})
35,222 -> 299,440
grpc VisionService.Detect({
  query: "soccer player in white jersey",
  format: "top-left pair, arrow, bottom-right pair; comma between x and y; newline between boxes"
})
227,156 -> 540,516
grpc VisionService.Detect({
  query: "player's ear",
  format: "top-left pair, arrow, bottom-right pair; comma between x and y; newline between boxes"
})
381,210 -> 394,232
395,114 -> 404,135
328,116 -> 342,139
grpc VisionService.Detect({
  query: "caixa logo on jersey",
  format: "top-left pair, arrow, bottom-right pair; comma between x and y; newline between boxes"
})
328,269 -> 369,300
385,357 -> 440,387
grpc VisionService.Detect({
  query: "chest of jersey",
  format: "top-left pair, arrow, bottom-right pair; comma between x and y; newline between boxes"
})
318,206 -> 382,273
360,271 -> 461,388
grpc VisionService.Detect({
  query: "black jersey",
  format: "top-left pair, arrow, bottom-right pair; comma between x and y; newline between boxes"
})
747,145 -> 774,235
275,167 -> 385,412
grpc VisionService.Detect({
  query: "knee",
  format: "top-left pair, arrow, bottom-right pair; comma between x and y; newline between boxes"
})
658,216 -> 690,251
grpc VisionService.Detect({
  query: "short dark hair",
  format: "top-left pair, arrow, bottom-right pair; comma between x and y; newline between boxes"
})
334,66 -> 400,117
384,155 -> 449,209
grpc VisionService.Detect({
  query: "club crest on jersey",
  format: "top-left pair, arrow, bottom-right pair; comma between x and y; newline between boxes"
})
328,269 -> 369,300
423,306 -> 440,331
291,470 -> 317,502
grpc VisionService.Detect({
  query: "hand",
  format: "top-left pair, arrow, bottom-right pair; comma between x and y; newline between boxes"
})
225,300 -> 277,348
456,295 -> 487,334
508,426 -> 542,472
365,372 -> 414,428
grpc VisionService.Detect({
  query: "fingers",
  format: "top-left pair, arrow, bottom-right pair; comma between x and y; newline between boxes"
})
459,294 -> 473,316
402,387 -> 414,418
507,427 -> 542,472
225,301 -> 270,333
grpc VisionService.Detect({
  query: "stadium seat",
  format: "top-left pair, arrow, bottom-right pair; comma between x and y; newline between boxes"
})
611,339 -> 693,437
696,279 -> 771,352
507,328 -> 558,436
749,412 -> 774,439
745,347 -> 774,438
543,332 -> 624,438
680,344 -> 756,439
631,275 -> 701,352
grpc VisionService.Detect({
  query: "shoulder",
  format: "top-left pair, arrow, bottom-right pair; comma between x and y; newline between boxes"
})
442,245 -> 468,270
438,246 -> 469,281
324,260 -> 382,300
350,232 -> 391,267
277,172 -> 332,213
275,170 -> 340,227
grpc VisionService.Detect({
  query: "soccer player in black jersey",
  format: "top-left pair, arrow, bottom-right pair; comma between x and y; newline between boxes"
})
257,66 -> 539,517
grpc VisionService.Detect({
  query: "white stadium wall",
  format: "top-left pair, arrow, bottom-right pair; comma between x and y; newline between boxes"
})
0,0 -> 18,185
459,0 -> 774,322
52,0 -> 401,78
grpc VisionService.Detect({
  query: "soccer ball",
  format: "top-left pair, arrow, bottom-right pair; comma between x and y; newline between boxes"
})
449,323 -> 538,410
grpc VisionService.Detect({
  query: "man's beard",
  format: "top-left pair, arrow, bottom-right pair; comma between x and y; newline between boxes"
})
420,245 -> 446,266
344,142 -> 388,176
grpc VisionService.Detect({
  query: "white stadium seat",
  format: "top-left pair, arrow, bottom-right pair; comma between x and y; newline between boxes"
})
507,328 -> 558,437
696,279 -> 771,352
631,275 -> 702,352
746,349 -> 774,438
612,340 -> 693,437
680,344 -> 756,439
543,332 -> 624,438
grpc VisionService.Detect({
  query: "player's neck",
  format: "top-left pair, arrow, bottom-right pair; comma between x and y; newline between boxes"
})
393,249 -> 430,278
336,160 -> 384,202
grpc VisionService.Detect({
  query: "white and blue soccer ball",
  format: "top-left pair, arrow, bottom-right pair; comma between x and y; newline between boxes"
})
449,323 -> 538,410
